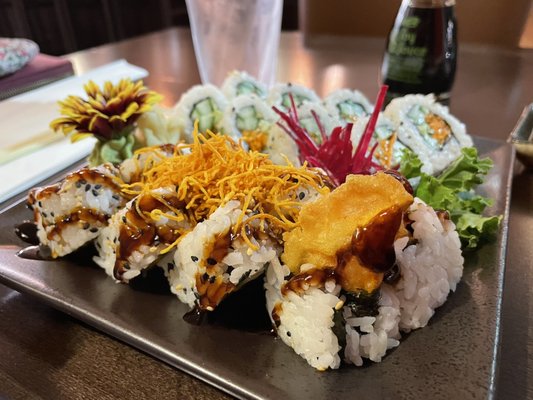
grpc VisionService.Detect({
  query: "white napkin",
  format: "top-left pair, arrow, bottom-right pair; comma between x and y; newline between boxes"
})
0,59 -> 148,204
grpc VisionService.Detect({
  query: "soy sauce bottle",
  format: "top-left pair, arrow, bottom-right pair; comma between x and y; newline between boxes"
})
381,0 -> 457,105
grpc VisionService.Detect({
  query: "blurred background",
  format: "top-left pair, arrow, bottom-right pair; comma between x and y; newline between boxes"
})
0,0 -> 531,55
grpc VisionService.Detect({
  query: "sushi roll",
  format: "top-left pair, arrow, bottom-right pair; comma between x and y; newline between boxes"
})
265,172 -> 413,370
384,94 -> 473,175
391,198 -> 464,331
263,124 -> 300,166
351,114 -> 417,169
174,84 -> 227,138
167,200 -> 280,311
221,70 -> 267,99
295,102 -> 340,145
28,164 -> 127,258
119,144 -> 178,185
93,188 -> 191,282
220,94 -> 278,141
324,89 -> 373,124
265,174 -> 464,370
268,82 -> 320,112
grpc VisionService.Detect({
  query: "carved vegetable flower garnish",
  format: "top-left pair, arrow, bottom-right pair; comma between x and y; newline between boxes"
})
50,79 -> 162,165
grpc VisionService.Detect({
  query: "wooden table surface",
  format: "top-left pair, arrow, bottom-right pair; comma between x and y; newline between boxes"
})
1,28 -> 532,399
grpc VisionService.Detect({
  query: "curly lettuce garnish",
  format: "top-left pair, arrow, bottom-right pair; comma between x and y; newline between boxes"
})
401,147 -> 501,249
50,79 -> 162,166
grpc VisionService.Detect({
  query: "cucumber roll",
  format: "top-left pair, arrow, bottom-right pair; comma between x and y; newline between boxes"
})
221,70 -> 267,99
324,89 -> 373,124
268,82 -> 320,112
384,94 -> 473,175
174,84 -> 227,139
296,102 -> 340,145
220,94 -> 277,141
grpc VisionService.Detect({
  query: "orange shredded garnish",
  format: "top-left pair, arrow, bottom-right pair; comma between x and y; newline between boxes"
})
122,122 -> 330,251
242,130 -> 268,152
375,132 -> 397,169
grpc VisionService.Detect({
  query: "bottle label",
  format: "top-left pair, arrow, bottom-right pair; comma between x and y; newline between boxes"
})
386,16 -> 428,85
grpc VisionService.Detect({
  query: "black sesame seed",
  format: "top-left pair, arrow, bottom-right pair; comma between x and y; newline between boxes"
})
287,331 -> 291,337
42,212 -> 47,218
94,184 -> 102,190
92,189 -> 99,197
298,192 -> 305,200
82,222 -> 90,230
75,181 -> 82,188
191,256 -> 198,262
38,201 -> 42,207
202,272 -> 209,281
122,216 -> 127,223
89,227 -> 98,233
85,184 -> 91,192
123,263 -> 130,270
167,263 -> 174,271
80,179 -> 87,185
50,212 -> 55,217
207,257 -> 217,265
112,194 -> 120,200
209,275 -> 216,284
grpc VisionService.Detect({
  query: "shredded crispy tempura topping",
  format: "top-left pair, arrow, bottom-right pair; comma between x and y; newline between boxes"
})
122,122 -> 330,251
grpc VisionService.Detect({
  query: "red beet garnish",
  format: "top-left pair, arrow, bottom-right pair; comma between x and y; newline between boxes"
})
273,85 -> 389,187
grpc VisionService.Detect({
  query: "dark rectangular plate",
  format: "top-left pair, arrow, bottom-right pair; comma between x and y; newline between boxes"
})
0,137 -> 514,399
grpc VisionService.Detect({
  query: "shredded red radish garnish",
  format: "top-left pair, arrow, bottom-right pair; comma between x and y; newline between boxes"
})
272,85 -> 389,187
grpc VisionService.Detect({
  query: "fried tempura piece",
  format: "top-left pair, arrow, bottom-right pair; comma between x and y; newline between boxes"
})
281,172 -> 413,292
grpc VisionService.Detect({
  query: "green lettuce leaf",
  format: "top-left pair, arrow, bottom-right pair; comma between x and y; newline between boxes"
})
399,148 -> 423,179
454,213 -> 501,249
408,147 -> 500,250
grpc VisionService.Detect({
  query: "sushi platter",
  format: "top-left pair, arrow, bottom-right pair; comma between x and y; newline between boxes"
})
0,74 -> 514,399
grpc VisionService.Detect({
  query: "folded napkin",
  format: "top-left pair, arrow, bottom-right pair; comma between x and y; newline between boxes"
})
0,59 -> 148,204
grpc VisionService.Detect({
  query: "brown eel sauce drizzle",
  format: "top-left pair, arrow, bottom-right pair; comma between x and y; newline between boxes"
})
114,194 -> 185,280
351,206 -> 403,273
276,205 -> 404,322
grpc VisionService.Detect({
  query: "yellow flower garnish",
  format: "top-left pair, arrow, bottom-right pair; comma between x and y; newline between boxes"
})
50,79 -> 162,142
